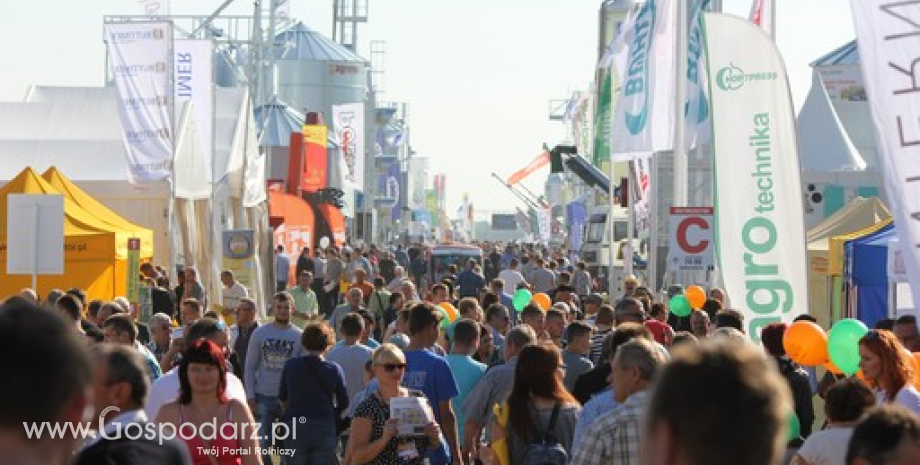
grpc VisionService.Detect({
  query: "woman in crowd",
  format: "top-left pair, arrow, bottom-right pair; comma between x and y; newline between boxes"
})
790,378 -> 876,465
858,329 -> 920,413
350,344 -> 443,465
474,322 -> 496,366
279,321 -> 348,465
155,339 -> 260,465
492,342 -> 581,465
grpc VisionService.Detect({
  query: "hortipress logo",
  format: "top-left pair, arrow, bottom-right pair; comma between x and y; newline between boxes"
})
715,62 -> 778,91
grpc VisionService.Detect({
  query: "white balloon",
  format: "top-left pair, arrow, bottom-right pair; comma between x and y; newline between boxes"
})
319,236 -> 331,249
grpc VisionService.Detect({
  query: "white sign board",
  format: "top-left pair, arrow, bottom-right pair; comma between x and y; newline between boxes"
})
668,207 -> 714,271
7,194 -> 65,275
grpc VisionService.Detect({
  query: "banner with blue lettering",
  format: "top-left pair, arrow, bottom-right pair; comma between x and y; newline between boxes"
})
610,0 -> 675,159
104,21 -> 174,183
174,39 -> 214,183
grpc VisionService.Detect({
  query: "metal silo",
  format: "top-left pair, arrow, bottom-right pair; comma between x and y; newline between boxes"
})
273,22 -> 368,120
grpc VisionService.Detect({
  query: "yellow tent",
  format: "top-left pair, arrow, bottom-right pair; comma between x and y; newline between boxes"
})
41,167 -> 154,259
0,167 -> 154,300
806,197 -> 891,328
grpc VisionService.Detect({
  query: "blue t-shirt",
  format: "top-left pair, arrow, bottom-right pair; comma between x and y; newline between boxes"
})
403,349 -> 459,465
445,354 -> 486,439
279,355 -> 348,423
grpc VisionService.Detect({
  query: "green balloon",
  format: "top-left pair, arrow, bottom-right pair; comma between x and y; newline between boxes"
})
787,411 -> 801,441
669,295 -> 692,317
513,289 -> 533,312
828,318 -> 869,376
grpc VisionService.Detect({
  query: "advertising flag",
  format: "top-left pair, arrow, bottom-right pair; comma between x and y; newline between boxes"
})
332,103 -> 365,191
686,0 -> 712,149
174,39 -> 213,183
592,73 -> 612,165
850,0 -> 920,306
409,157 -> 428,210
302,124 -> 328,192
748,0 -> 774,38
610,0 -> 675,159
506,150 -> 550,185
104,22 -> 173,183
703,13 -> 808,341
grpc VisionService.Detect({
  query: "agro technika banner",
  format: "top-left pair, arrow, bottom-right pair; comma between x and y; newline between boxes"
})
703,13 -> 808,341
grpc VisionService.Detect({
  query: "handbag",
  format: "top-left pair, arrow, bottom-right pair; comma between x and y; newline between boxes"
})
308,360 -> 351,435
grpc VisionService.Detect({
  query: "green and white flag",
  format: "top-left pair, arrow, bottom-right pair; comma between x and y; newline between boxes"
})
703,13 -> 808,341
592,73 -> 612,166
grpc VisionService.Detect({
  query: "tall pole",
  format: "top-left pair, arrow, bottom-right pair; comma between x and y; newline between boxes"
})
649,154 -> 659,293
673,0 -> 689,209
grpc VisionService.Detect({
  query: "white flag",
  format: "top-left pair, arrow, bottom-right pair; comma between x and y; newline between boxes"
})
332,103 -> 366,191
105,22 -> 173,184
610,0 -> 675,160
686,0 -> 712,149
850,0 -> 920,309
704,13 -> 808,342
174,39 -> 214,184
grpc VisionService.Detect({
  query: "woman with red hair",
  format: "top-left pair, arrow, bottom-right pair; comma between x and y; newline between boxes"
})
156,339 -> 261,465
858,329 -> 920,414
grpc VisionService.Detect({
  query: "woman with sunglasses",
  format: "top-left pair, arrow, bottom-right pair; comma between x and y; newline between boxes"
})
858,329 -> 920,414
351,344 -> 443,465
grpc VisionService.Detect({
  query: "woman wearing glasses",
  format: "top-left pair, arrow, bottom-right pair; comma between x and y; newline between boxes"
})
351,344 -> 443,465
858,329 -> 920,414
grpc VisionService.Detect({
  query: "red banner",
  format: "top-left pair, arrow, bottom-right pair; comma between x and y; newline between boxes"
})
506,150 -> 550,185
301,124 -> 328,192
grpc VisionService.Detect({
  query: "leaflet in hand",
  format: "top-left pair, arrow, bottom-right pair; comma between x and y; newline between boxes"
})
390,396 -> 434,437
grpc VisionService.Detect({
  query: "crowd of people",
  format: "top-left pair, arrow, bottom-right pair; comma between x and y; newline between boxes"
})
1,240 -> 919,465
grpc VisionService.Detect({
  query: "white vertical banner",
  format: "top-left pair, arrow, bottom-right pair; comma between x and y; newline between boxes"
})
630,152 -> 653,236
332,103 -> 366,192
408,157 -> 428,211
174,39 -> 214,183
610,0 -> 675,159
537,208 -> 552,246
105,22 -> 174,183
748,0 -> 774,38
703,13 -> 808,341
685,0 -> 712,150
850,0 -> 920,307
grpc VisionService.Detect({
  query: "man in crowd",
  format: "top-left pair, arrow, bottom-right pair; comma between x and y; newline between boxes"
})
103,314 -> 162,382
54,293 -> 85,334
484,303 -> 509,360
180,267 -> 207,310
583,293 -> 603,324
311,249 -> 327,314
545,308 -> 567,348
146,312 -> 173,363
894,315 -> 920,352
690,309 -> 711,339
295,246 -> 314,278
589,305 -> 616,364
530,258 -> 556,294
498,258 -> 526,296
462,325 -> 537,461
220,269 -> 248,324
846,405 -> 920,465
641,340 -> 790,465
456,259 -> 486,299
77,344 -> 191,464
161,298 -> 204,371
520,303 -> 548,341
351,268 -> 375,306
324,248 -> 345,312
571,261 -> 593,299
289,270 -> 319,328
404,303 -> 462,465
326,313 -> 373,414
562,320 -> 594,392
329,287 -> 366,340
446,319 -> 486,448
230,297 -> 259,375
573,338 -> 664,465
275,245 -> 291,292
244,292 -> 304,465
488,278 -> 514,313
0,299 -> 93,465
368,277 -> 391,341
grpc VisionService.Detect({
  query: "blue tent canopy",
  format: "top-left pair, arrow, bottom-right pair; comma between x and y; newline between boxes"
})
845,223 -> 895,327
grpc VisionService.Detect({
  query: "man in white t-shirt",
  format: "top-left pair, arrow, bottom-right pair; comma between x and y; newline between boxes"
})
220,270 -> 248,324
498,258 -> 526,295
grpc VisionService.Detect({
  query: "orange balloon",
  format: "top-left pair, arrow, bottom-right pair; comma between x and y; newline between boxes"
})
438,302 -> 459,322
686,286 -> 706,309
783,321 -> 828,366
912,353 -> 920,390
532,293 -> 551,311
824,360 -> 843,375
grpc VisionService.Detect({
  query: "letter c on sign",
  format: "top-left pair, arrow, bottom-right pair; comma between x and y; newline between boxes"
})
677,217 -> 709,254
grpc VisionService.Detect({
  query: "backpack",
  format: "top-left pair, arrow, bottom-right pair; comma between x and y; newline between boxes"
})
522,403 -> 567,465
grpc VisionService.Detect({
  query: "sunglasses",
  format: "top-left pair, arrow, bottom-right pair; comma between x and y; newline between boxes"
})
378,363 -> 407,372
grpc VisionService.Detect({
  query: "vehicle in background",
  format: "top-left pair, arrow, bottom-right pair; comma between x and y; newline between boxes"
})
580,205 -> 645,294
428,243 -> 484,285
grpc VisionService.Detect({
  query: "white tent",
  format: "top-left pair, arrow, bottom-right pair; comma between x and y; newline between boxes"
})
0,86 -> 271,314
797,70 -> 866,172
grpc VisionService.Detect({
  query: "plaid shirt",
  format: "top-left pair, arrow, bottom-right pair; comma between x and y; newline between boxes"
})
571,390 -> 649,465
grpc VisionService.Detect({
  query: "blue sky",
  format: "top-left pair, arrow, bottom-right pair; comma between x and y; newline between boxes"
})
0,0 -> 855,215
